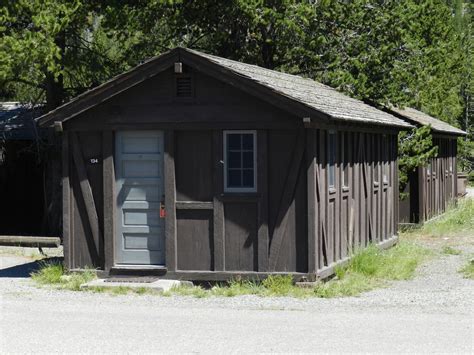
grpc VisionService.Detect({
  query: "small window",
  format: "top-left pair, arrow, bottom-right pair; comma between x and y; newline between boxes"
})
224,131 -> 257,192
427,161 -> 432,176
383,135 -> 389,184
341,132 -> 349,188
374,135 -> 380,185
328,131 -> 336,189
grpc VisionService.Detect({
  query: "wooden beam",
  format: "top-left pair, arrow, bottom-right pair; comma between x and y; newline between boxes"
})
268,128 -> 305,271
213,130 -> 225,271
62,132 -> 72,269
257,130 -> 269,272
102,131 -> 115,272
0,236 -> 60,248
70,132 -> 101,261
164,130 -> 177,272
175,201 -> 214,210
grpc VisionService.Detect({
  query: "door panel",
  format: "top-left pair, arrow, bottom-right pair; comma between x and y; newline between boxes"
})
115,131 -> 165,265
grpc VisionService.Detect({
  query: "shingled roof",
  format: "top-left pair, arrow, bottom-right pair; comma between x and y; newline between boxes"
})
37,47 -> 412,129
389,107 -> 466,136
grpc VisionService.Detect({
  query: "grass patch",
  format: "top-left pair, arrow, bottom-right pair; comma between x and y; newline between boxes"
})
442,246 -> 462,255
459,259 -> 474,279
31,261 -> 96,291
418,198 -> 474,237
31,240 -> 431,299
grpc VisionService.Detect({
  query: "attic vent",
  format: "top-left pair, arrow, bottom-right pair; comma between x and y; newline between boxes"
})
176,76 -> 193,97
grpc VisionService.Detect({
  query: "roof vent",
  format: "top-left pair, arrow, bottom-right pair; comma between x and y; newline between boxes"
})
176,76 -> 193,98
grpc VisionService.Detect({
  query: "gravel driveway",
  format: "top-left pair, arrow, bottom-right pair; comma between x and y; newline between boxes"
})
0,238 -> 473,354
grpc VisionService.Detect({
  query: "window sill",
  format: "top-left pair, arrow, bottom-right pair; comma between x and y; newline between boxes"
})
342,186 -> 349,193
329,188 -> 336,195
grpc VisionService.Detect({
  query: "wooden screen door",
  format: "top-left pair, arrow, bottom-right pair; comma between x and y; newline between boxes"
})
115,131 -> 165,265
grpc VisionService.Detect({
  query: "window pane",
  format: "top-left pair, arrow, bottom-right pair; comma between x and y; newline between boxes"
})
242,134 -> 253,150
329,165 -> 335,187
228,169 -> 241,187
242,151 -> 253,169
242,169 -> 254,187
228,151 -> 241,169
328,132 -> 336,187
228,134 -> 241,150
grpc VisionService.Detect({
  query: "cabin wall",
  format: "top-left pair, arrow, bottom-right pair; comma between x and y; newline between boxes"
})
307,129 -> 398,273
171,128 -> 307,274
417,137 -> 457,222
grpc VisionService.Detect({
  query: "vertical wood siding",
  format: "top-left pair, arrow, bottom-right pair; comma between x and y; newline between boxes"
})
417,137 -> 458,222
308,129 -> 398,273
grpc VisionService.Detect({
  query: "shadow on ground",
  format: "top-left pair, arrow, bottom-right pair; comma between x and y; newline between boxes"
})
0,257 -> 63,278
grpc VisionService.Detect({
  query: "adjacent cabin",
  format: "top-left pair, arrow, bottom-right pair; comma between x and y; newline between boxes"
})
37,48 -> 412,281
0,103 -> 59,236
390,107 -> 466,224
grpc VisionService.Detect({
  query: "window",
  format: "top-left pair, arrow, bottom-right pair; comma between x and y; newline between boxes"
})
383,135 -> 389,184
224,131 -> 257,192
341,132 -> 349,188
328,131 -> 336,189
374,135 -> 380,185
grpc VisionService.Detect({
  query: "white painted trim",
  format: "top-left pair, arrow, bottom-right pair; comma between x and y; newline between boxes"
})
223,130 -> 257,193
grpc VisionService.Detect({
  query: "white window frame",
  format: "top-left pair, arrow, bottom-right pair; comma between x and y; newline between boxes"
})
223,130 -> 257,193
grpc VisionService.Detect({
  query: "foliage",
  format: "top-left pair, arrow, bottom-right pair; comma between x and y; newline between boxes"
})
398,125 -> 438,197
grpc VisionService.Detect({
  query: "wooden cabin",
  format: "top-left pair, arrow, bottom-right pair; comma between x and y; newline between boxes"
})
391,107 -> 466,224
37,48 -> 412,281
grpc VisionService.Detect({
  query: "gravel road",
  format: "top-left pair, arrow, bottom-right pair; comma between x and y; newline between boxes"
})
0,238 -> 473,354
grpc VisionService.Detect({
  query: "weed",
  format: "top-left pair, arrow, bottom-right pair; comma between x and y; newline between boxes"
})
442,246 -> 462,255
111,286 -> 130,295
31,261 -> 64,284
459,259 -> 474,279
31,261 -> 96,291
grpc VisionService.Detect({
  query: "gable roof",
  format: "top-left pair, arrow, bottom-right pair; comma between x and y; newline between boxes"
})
389,107 -> 466,136
37,47 -> 412,129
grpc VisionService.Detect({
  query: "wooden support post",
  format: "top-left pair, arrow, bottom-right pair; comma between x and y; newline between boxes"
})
213,130 -> 225,271
102,131 -> 115,272
62,132 -> 72,269
164,130 -> 177,272
257,130 -> 269,272
306,129 -> 317,274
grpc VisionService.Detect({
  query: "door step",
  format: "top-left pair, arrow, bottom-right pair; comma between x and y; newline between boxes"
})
110,265 -> 167,277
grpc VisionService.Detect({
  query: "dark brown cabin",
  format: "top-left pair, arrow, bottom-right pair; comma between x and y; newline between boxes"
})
37,48 -> 412,281
391,107 -> 467,224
